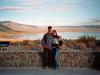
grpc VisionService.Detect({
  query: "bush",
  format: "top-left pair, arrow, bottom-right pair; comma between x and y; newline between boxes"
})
9,36 -> 98,51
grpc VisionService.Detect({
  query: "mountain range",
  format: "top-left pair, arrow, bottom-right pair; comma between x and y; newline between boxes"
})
0,21 -> 37,33
0,21 -> 100,33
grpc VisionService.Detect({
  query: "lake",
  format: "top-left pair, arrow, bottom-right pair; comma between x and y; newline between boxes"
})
7,32 -> 100,40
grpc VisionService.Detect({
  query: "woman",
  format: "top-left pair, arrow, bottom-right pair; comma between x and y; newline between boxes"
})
52,30 -> 63,69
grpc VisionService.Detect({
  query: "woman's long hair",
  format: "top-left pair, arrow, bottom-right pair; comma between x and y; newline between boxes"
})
52,30 -> 59,38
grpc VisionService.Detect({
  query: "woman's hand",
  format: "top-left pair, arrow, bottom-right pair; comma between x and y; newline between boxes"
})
59,44 -> 65,50
59,46 -> 62,49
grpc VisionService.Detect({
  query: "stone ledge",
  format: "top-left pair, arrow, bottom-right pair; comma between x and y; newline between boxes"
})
0,51 -> 100,69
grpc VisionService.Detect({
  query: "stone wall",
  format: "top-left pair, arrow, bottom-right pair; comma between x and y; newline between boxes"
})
0,50 -> 100,69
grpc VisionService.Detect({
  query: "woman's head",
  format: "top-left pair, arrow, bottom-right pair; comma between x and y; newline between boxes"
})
52,30 -> 57,36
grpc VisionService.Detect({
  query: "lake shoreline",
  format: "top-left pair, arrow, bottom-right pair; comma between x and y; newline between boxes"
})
0,31 -> 100,42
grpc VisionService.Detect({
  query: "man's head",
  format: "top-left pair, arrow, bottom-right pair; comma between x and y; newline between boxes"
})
48,26 -> 52,33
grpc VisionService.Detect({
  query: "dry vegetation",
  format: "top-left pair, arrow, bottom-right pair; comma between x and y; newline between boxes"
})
63,36 -> 98,51
8,36 -> 100,51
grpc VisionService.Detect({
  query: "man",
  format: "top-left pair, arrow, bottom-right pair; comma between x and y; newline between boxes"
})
42,26 -> 53,69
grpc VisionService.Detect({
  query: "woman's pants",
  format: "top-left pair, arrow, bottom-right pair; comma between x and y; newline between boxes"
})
53,48 -> 61,68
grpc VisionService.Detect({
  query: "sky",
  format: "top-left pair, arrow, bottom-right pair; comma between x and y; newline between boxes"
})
0,0 -> 100,26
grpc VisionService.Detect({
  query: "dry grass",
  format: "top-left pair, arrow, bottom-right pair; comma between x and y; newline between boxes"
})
8,36 -> 100,51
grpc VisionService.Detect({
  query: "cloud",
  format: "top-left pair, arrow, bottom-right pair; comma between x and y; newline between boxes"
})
0,6 -> 23,11
22,0 -> 46,6
37,19 -> 84,26
0,0 -> 14,2
86,18 -> 100,25
0,0 -> 21,3
46,5 -> 74,13
40,17 -> 100,26
76,17 -> 100,26
0,6 -> 32,13
0,0 -> 47,13
0,0 -> 76,13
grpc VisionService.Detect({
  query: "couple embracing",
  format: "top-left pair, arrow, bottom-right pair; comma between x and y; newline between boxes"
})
42,26 -> 63,69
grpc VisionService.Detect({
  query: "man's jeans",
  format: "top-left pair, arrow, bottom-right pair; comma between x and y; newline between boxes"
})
53,48 -> 61,68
